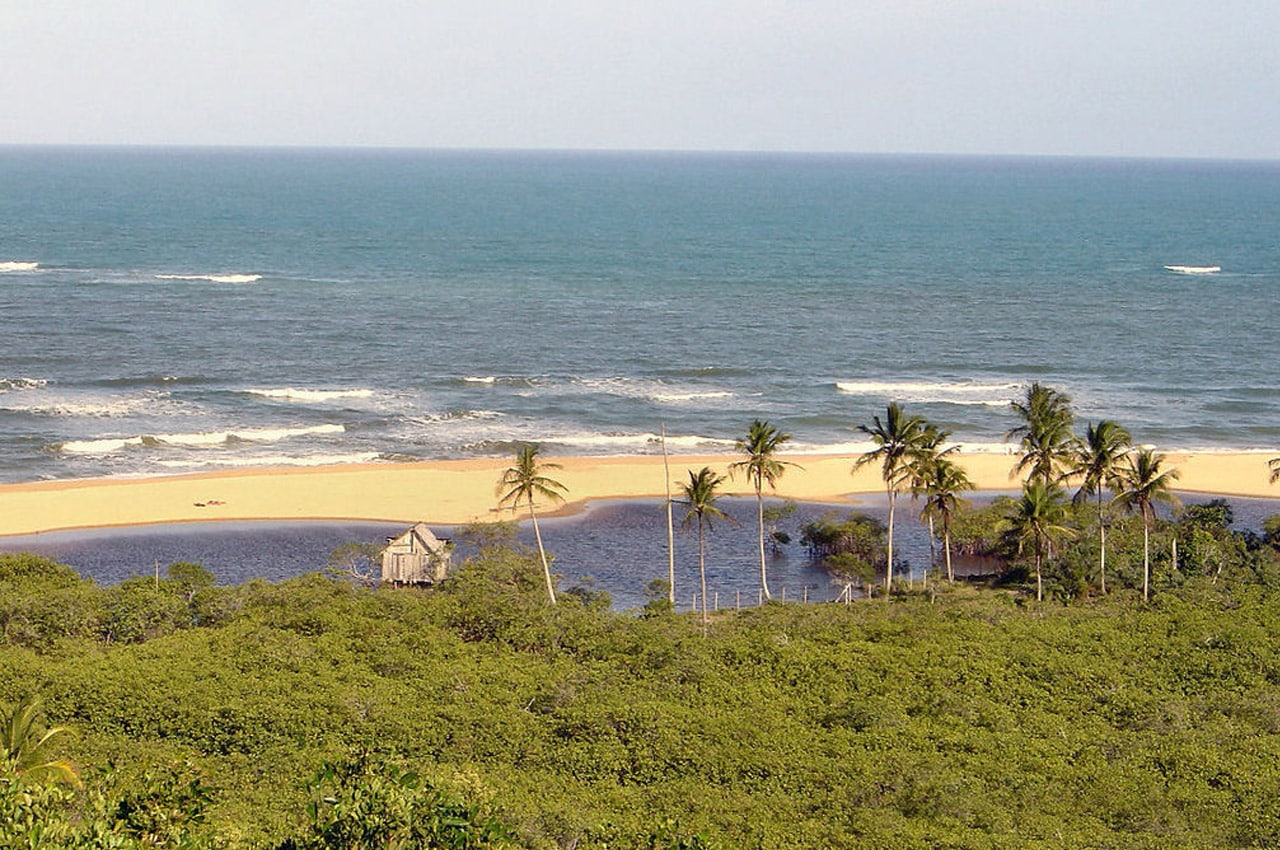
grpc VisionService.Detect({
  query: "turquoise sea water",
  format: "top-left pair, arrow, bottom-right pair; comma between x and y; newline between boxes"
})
1,147 -> 1278,484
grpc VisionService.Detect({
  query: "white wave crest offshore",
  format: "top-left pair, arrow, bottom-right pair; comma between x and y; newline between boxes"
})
462,376 -> 497,384
15,396 -> 165,418
155,273 -> 262,284
58,424 -> 345,455
571,377 -> 736,405
0,377 -> 48,391
836,380 -> 1020,407
651,390 -> 735,404
0,261 -> 40,273
248,387 -> 376,403
547,431 -> 738,452
156,452 -> 382,470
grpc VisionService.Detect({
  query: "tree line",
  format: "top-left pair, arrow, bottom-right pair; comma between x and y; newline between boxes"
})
500,382 -> 1280,608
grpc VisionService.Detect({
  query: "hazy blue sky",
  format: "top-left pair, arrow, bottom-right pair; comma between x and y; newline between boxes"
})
4,1 -> 1277,158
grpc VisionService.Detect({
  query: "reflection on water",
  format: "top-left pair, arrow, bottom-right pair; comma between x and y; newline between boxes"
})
2,493 -> 1275,612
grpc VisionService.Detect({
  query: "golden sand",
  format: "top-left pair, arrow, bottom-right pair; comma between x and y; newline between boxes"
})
0,450 -> 1275,538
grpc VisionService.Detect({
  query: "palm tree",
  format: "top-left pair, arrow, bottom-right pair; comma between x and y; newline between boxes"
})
1114,448 -> 1180,602
679,467 -> 729,632
1,694 -> 78,785
1007,382 -> 1075,485
1006,479 -> 1075,602
916,454 -> 974,582
1071,420 -> 1132,594
854,403 -> 936,595
730,419 -> 799,602
497,443 -> 568,605
1270,456 -> 1279,485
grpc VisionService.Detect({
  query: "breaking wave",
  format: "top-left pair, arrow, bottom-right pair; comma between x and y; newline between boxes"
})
835,380 -> 1020,407
0,261 -> 40,273
58,424 -> 345,455
248,387 -> 377,403
155,273 -> 262,284
0,377 -> 47,391
156,452 -> 383,470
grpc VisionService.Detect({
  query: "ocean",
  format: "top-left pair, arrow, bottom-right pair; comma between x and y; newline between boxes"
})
2,147 -> 1278,484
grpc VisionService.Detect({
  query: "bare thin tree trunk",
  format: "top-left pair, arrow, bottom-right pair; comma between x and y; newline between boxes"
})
529,500 -> 556,605
884,485 -> 896,596
698,520 -> 708,635
662,423 -> 675,605
757,484 -> 771,600
1142,517 -> 1151,602
944,525 -> 953,582
1098,491 -> 1107,595
1036,547 -> 1043,602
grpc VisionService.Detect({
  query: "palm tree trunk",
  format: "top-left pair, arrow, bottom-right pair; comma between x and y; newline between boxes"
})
756,485 -> 771,601
1036,549 -> 1043,602
1097,491 -> 1107,595
885,485 -> 896,596
944,524 -> 954,582
529,499 -> 556,605
698,519 -> 708,634
927,514 -> 936,580
662,423 -> 675,605
1142,515 -> 1150,602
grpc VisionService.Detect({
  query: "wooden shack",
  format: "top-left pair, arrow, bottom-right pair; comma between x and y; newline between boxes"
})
381,523 -> 452,585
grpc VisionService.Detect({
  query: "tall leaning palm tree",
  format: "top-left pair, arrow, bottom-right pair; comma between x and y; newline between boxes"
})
730,419 -> 799,602
1007,382 -> 1075,486
1071,420 -> 1132,595
854,403 -> 935,595
1114,448 -> 1180,602
1,694 -> 78,785
679,467 -> 729,633
1006,479 -> 1075,602
916,454 -> 974,583
497,443 -> 568,605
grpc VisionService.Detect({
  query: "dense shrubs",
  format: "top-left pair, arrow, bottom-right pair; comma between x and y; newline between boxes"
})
2,528 -> 1280,847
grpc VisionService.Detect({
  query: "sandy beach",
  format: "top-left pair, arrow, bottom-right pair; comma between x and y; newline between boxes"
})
0,450 -> 1275,538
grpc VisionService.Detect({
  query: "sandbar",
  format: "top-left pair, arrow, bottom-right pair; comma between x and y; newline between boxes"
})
0,450 -> 1276,538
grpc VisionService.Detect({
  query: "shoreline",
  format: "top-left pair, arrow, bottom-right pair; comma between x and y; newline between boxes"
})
0,450 -> 1276,539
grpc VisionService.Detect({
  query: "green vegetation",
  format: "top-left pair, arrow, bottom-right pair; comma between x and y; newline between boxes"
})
4,507 -> 1280,847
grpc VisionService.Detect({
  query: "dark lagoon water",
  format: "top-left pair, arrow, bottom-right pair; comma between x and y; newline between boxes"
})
4,492 -> 1276,611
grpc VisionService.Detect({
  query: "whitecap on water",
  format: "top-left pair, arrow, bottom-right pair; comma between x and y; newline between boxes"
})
0,261 -> 40,273
155,273 -> 262,284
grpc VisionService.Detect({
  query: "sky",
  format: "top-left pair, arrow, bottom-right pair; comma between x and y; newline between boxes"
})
2,1 -> 1278,159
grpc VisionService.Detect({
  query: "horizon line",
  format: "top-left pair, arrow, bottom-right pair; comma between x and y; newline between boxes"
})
0,142 -> 1276,166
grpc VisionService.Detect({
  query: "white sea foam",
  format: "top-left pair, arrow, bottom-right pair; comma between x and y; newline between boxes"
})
0,261 -> 39,273
651,390 -> 735,404
548,431 -> 737,451
248,387 -> 376,403
0,377 -> 47,391
156,452 -> 381,470
1164,265 -> 1220,275
572,377 -> 736,405
58,424 -> 345,455
228,424 -> 346,443
835,380 -> 1019,407
60,437 -> 146,454
25,397 -> 163,418
410,409 -> 505,424
155,273 -> 262,284
462,376 -> 497,384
